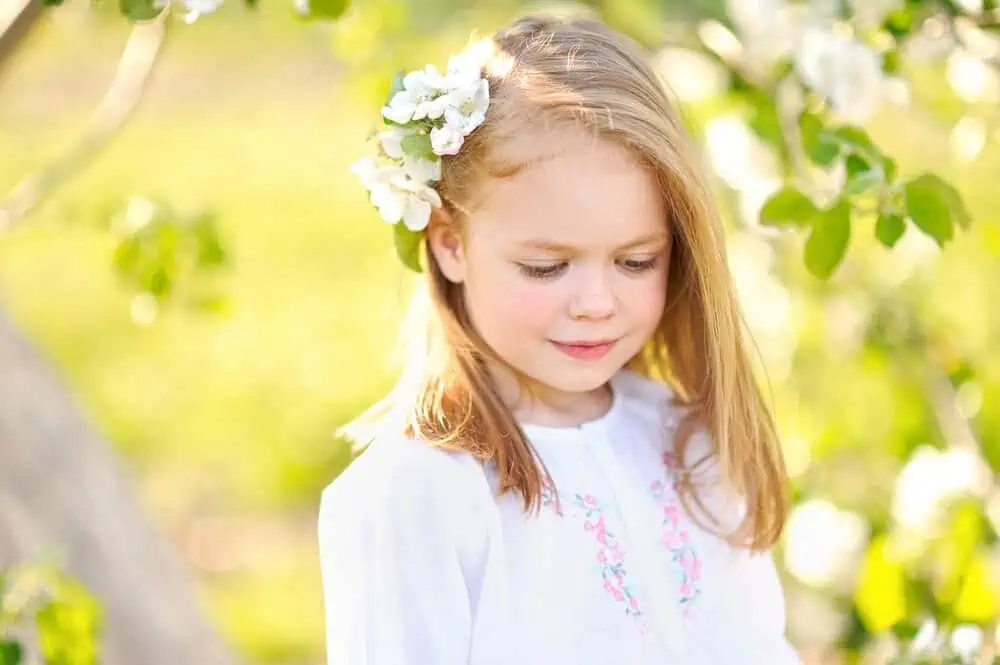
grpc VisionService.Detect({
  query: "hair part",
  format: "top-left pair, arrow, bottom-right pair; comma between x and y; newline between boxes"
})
344,13 -> 789,551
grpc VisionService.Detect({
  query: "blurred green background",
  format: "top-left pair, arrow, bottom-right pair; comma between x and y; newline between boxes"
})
2,0 -> 999,663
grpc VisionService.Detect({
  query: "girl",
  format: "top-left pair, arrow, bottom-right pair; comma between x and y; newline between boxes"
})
320,13 -> 799,665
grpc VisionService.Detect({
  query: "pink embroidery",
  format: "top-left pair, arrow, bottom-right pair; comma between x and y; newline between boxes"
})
651,452 -> 702,617
541,486 -> 644,620
539,457 -> 702,630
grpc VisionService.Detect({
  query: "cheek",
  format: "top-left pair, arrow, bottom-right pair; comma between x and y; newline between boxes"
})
621,273 -> 668,328
465,268 -> 563,335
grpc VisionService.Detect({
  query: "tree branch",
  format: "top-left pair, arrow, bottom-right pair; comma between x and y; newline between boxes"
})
0,0 -> 44,77
0,10 -> 169,233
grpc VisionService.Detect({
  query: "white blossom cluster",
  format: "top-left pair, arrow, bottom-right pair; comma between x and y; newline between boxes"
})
351,40 -> 492,232
725,0 -> 894,122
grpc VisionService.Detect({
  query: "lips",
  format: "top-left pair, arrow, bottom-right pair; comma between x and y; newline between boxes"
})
550,338 -> 619,361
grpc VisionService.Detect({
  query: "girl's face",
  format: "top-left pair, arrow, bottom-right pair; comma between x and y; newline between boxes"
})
431,128 -> 670,410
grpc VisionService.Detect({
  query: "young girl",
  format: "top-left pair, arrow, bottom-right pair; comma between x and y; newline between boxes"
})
320,13 -> 799,665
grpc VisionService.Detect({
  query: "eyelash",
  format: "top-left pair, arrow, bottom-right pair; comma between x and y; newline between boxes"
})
515,257 -> 659,280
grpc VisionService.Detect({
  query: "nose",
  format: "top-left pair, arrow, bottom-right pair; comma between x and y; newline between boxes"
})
569,266 -> 616,321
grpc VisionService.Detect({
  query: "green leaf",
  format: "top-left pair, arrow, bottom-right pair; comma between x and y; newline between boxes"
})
889,619 -> 920,641
743,90 -> 786,162
295,0 -> 350,20
759,187 -> 817,227
799,112 -> 840,166
881,48 -> 902,74
119,0 -> 164,21
921,173 -> 970,228
882,7 -> 914,38
0,642 -> 22,665
904,173 -> 970,246
771,58 -> 794,81
876,213 -> 906,247
393,224 -> 423,273
191,214 -> 228,268
832,126 -> 881,162
401,132 -> 435,161
830,124 -> 896,184
805,199 -> 850,279
843,154 -> 881,195
883,154 -> 898,183
35,577 -> 101,665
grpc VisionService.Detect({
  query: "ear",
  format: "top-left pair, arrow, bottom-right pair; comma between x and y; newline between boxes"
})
427,208 -> 467,284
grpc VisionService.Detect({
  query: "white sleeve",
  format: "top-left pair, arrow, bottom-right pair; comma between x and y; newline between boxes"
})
317,443 -> 484,665
728,549 -> 802,664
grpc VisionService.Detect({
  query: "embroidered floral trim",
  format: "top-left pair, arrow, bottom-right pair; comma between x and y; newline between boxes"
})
651,451 -> 702,617
540,453 -> 702,629
541,486 -> 644,620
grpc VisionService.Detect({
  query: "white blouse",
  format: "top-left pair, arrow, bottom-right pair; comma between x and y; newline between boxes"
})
318,370 -> 801,665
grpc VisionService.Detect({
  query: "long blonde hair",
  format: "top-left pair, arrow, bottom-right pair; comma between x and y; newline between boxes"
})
345,13 -> 789,550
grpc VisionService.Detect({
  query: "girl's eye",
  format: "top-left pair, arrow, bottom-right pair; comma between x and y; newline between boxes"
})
516,262 -> 568,280
618,257 -> 659,273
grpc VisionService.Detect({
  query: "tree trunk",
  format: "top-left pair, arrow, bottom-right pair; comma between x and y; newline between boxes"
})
0,303 -> 238,665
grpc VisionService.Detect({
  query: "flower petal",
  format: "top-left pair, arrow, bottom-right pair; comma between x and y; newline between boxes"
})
403,196 -> 433,231
349,156 -> 379,188
402,155 -> 441,183
378,127 -> 408,159
430,125 -> 464,155
370,185 -> 404,223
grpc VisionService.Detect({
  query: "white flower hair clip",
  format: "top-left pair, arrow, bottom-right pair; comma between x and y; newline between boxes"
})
351,39 -> 493,272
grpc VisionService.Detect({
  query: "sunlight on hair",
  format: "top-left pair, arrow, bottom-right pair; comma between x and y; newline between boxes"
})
486,50 -> 515,78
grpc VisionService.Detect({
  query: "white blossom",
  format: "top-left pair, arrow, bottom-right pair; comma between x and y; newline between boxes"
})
412,96 -> 448,121
351,158 -> 441,231
382,91 -> 418,124
445,38 -> 493,87
784,499 -> 868,589
950,625 -> 984,663
402,155 -> 441,183
177,0 -> 221,23
726,0 -> 805,64
444,79 -> 489,132
404,65 -> 446,97
849,0 -> 904,29
430,124 -> 465,155
356,40 -> 493,238
891,445 -> 992,532
378,126 -> 410,159
795,27 -> 884,122
382,90 -> 417,125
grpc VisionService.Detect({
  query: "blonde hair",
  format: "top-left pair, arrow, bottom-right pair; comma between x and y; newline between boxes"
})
345,13 -> 789,550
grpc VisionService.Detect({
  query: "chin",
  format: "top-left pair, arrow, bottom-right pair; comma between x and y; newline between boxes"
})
532,362 -> 622,395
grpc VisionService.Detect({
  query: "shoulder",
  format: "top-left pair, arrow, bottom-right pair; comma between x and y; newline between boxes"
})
319,433 -> 491,542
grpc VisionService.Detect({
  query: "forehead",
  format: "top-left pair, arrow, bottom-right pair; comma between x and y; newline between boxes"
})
467,127 -> 668,248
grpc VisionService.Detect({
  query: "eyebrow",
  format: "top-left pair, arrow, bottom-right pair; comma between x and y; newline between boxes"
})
515,232 -> 669,252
